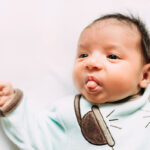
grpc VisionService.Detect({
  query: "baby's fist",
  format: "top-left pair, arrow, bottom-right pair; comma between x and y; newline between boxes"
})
0,81 -> 14,107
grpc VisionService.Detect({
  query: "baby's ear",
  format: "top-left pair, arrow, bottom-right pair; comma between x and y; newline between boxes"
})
139,63 -> 150,88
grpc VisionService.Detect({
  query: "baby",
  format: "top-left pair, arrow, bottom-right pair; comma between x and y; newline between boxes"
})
0,13 -> 150,150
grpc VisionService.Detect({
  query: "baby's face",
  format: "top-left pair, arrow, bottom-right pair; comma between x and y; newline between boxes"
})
73,19 -> 145,103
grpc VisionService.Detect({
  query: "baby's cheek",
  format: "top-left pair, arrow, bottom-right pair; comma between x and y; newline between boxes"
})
108,75 -> 137,97
72,69 -> 82,88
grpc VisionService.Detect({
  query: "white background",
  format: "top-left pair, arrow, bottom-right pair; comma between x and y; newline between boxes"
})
0,0 -> 150,149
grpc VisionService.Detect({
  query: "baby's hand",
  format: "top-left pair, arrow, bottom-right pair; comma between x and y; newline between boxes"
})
0,81 -> 14,107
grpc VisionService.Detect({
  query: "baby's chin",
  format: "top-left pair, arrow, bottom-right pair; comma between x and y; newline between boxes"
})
83,93 -> 109,104
83,92 -> 128,104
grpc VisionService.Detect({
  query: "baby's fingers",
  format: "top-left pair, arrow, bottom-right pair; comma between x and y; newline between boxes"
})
3,86 -> 13,95
0,81 -> 14,96
0,96 -> 10,106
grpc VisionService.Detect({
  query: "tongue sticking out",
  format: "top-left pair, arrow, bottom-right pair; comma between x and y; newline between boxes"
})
87,81 -> 99,89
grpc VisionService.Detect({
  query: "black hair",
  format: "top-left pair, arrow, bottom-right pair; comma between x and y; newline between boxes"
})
91,13 -> 150,63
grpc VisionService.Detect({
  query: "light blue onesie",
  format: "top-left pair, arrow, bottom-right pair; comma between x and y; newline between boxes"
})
1,85 -> 150,150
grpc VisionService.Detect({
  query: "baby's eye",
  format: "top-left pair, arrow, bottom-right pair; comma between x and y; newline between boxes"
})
108,54 -> 119,59
79,54 -> 88,58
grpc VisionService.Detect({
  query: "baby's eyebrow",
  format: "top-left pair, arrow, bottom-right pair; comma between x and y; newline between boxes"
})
78,43 -> 88,48
104,43 -> 123,50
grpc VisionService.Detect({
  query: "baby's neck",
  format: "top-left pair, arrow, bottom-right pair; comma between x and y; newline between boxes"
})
112,89 -> 144,104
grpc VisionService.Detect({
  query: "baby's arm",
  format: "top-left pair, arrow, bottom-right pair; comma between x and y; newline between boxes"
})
0,81 -> 66,149
0,81 -> 22,116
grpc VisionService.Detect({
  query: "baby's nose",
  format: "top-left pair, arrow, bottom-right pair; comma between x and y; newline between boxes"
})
85,56 -> 103,71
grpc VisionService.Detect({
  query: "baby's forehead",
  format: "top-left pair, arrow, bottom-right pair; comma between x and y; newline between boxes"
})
78,18 -> 142,54
78,18 -> 141,47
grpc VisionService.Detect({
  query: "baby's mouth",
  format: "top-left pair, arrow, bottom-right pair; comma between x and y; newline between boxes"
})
87,80 -> 99,89
85,76 -> 102,93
